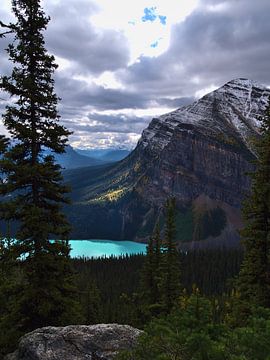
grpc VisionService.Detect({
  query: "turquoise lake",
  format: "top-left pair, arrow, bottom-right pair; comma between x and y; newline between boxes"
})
69,240 -> 147,258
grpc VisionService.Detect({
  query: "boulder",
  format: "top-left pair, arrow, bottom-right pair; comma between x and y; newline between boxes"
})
5,324 -> 142,360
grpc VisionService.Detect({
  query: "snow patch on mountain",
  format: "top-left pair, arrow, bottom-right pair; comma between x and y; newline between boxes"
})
139,78 -> 270,152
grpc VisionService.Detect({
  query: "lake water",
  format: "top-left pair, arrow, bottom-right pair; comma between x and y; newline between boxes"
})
69,239 -> 147,258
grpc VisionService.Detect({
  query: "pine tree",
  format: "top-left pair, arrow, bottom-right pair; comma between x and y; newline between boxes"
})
142,225 -> 163,296
82,280 -> 101,324
238,99 -> 270,308
139,223 -> 164,317
159,198 -> 181,312
0,0 -> 82,338
154,223 -> 162,276
141,235 -> 155,301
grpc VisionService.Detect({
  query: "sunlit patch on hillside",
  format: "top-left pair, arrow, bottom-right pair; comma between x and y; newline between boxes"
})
89,187 -> 129,203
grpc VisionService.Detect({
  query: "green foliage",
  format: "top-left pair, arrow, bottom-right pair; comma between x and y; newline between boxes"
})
138,199 -> 182,318
80,280 -> 101,325
71,248 -> 243,329
116,294 -> 270,360
238,99 -> 270,308
159,198 -> 182,312
0,238 -> 24,357
16,242 -> 83,331
72,254 -> 145,326
139,224 -> 165,320
0,0 -> 82,353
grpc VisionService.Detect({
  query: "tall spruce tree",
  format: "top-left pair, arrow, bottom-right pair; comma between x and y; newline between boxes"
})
159,198 -> 181,312
0,0 -> 82,338
140,224 -> 162,305
153,223 -> 162,295
0,136 -> 23,356
238,99 -> 270,307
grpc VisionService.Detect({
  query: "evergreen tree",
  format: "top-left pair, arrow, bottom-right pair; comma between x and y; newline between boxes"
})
141,235 -> 155,302
140,223 -> 163,311
153,223 -> 162,276
82,280 -> 101,325
238,99 -> 270,307
0,0 -> 82,338
0,237 -> 24,356
159,198 -> 181,312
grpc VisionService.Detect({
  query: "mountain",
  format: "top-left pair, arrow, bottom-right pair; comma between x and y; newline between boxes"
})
55,145 -> 104,169
53,146 -> 130,170
99,149 -> 131,162
64,79 -> 270,247
76,148 -> 130,162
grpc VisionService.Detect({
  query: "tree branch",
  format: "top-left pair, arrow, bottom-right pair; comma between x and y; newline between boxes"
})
0,20 -> 15,37
0,20 -> 11,28
0,31 -> 13,38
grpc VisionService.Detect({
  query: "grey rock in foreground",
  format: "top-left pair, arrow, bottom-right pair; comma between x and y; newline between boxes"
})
5,324 -> 142,360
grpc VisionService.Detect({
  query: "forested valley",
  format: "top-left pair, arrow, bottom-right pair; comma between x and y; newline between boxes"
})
1,1 -> 270,359
73,248 -> 243,327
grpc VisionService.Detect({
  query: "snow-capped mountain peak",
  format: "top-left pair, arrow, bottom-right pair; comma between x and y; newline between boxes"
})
140,78 -> 270,152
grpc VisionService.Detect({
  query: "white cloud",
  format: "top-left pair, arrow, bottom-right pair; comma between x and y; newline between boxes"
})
1,0 -> 270,149
93,71 -> 125,89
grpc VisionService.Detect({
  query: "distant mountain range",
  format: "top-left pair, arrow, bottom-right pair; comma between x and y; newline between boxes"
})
76,149 -> 130,163
64,78 -> 270,247
54,146 -> 130,169
55,145 -> 103,169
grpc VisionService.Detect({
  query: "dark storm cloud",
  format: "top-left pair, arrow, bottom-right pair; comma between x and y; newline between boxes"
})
44,0 -> 130,75
172,0 -> 270,84
120,0 -> 270,97
54,72 -> 193,118
54,74 -> 149,112
66,112 -> 150,134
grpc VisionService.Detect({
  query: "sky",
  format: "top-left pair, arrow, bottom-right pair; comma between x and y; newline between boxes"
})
0,0 -> 270,150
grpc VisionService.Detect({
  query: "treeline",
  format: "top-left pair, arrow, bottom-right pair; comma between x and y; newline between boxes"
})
72,247 -> 243,327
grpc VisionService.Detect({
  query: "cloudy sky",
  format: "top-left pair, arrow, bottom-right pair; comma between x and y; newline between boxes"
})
0,0 -> 270,149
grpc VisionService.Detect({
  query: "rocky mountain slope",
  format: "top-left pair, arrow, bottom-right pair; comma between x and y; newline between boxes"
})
64,79 -> 270,247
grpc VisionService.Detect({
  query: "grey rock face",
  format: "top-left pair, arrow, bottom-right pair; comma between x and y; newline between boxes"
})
64,79 -> 270,245
132,78 -> 270,210
5,324 -> 142,360
139,78 -> 269,154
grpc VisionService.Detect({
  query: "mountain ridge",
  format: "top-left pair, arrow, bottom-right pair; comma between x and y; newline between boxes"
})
140,78 -> 268,153
55,145 -> 104,169
64,78 -> 270,247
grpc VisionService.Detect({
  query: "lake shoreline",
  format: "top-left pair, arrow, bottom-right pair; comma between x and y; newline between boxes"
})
69,239 -> 147,258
